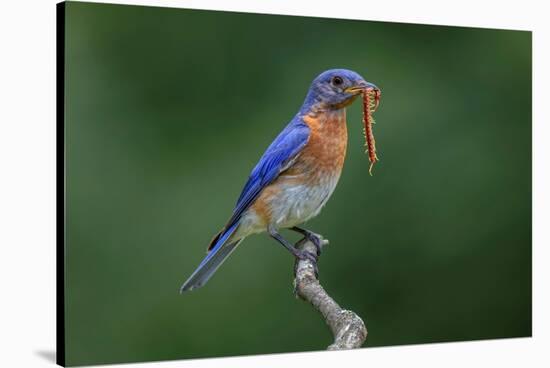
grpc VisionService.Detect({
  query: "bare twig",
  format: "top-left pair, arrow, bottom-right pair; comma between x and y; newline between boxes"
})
293,236 -> 367,350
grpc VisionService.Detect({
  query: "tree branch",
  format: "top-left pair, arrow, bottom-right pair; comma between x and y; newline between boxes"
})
293,236 -> 367,350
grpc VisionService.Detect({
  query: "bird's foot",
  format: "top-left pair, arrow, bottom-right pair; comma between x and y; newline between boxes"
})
293,248 -> 319,279
291,227 -> 326,256
303,231 -> 324,256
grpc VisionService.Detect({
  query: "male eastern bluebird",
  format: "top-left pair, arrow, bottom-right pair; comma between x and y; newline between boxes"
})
180,69 -> 379,292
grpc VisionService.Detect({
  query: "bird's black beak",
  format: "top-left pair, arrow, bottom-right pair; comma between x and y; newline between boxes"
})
344,81 -> 379,95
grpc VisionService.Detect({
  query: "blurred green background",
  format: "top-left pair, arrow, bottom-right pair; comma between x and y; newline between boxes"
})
63,1 -> 532,366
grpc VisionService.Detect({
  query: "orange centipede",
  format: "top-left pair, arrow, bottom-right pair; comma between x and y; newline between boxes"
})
363,87 -> 381,176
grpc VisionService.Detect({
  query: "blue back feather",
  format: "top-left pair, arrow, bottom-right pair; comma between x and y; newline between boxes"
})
226,116 -> 310,229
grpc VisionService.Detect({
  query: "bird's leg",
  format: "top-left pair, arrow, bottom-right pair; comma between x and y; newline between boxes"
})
290,226 -> 324,256
268,225 -> 319,276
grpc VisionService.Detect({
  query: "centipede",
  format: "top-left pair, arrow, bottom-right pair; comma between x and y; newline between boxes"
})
362,87 -> 381,176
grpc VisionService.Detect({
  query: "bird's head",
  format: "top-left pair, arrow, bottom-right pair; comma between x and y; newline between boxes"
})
303,69 -> 379,111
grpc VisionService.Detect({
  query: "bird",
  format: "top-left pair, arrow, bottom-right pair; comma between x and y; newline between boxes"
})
180,68 -> 379,292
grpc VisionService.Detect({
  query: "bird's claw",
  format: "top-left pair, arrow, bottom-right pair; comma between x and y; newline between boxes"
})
307,233 -> 324,256
291,227 -> 327,256
296,249 -> 319,278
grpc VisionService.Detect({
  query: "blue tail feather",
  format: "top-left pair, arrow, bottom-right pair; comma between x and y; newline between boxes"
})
180,222 -> 240,293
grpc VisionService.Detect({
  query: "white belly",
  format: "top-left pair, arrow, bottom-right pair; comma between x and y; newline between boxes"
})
269,173 -> 340,228
235,171 -> 341,239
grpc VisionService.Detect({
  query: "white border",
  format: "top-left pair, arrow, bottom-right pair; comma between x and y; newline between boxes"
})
0,1 -> 548,367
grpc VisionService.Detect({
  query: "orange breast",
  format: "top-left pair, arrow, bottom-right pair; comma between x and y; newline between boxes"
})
284,109 -> 348,183
249,109 -> 348,226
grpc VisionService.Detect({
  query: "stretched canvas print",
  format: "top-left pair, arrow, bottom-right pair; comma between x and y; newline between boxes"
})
57,1 -> 532,366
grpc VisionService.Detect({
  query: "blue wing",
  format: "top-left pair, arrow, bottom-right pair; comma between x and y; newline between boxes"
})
226,116 -> 310,233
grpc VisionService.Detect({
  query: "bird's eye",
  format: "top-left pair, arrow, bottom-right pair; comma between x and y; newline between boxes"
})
332,76 -> 344,86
